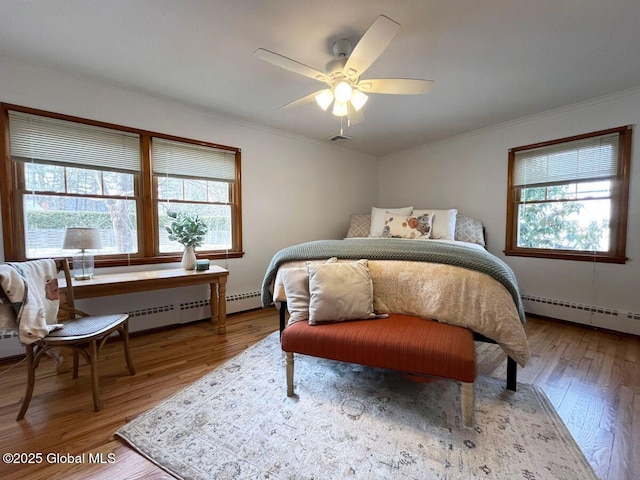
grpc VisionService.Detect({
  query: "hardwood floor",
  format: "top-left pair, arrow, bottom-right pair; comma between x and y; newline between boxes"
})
0,309 -> 638,479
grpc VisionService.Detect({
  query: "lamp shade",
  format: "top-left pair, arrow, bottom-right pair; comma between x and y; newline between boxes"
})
62,227 -> 102,250
315,89 -> 334,111
332,100 -> 348,117
350,89 -> 368,111
333,81 -> 352,103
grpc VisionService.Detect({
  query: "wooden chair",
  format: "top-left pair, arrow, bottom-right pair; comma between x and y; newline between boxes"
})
16,258 -> 135,420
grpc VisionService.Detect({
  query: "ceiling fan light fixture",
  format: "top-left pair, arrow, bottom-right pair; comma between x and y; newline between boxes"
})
333,81 -> 353,103
350,89 -> 368,111
256,15 -> 434,122
332,100 -> 348,117
315,89 -> 334,111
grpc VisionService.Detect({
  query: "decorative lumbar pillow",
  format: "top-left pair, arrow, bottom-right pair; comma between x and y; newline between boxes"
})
345,214 -> 371,238
308,260 -> 376,325
369,206 -> 413,237
381,211 -> 433,239
279,258 -> 338,324
413,208 -> 458,240
455,215 -> 486,246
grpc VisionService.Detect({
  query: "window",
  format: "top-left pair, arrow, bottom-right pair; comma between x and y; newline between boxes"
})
505,126 -> 631,263
0,103 -> 243,266
153,138 -> 238,254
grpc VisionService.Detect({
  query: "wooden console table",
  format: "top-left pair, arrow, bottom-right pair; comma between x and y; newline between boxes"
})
58,266 -> 229,334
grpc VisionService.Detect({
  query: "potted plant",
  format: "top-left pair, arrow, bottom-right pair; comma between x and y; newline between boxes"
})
165,210 -> 208,270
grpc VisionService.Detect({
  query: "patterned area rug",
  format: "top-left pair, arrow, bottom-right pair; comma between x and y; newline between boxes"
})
116,331 -> 598,480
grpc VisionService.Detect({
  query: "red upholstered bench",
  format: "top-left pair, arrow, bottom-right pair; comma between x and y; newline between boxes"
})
281,313 -> 477,427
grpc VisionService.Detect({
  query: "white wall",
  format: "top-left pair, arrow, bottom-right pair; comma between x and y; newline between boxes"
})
379,87 -> 640,334
2,54 -> 639,342
0,57 -> 378,322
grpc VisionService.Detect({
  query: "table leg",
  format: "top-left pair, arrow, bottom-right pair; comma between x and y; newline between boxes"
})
210,281 -> 219,327
209,277 -> 227,335
217,276 -> 227,335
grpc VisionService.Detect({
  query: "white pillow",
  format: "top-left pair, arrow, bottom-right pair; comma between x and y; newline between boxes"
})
413,208 -> 458,240
369,206 -> 413,237
279,258 -> 337,325
308,260 -> 376,325
382,211 -> 433,239
279,267 -> 311,324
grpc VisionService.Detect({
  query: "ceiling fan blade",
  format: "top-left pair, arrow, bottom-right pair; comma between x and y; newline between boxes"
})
357,78 -> 434,94
278,90 -> 326,110
254,48 -> 330,83
343,15 -> 400,79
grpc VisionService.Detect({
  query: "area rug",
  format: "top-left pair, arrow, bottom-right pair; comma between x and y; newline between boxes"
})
116,331 -> 598,480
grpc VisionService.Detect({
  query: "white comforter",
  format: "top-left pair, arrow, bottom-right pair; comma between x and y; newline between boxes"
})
273,256 -> 530,366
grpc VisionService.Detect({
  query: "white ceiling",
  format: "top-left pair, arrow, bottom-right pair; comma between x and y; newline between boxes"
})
1,0 -> 640,157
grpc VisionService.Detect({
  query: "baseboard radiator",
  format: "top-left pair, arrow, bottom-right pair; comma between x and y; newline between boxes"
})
6,291 -> 637,357
521,293 -> 640,335
0,290 -> 264,358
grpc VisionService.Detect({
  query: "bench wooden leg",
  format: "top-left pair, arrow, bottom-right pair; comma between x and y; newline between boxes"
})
285,352 -> 294,397
460,381 -> 474,427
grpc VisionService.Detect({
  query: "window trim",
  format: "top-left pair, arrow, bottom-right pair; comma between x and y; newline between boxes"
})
505,126 -> 631,264
0,103 -> 244,266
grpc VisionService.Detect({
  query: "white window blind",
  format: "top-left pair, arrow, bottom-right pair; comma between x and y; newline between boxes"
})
9,111 -> 140,172
152,138 -> 236,181
513,132 -> 619,186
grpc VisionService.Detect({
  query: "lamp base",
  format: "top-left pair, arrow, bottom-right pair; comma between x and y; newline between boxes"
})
73,273 -> 94,280
72,251 -> 95,280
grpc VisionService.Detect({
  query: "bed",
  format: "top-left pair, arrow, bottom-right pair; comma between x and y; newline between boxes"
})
260,210 -> 530,390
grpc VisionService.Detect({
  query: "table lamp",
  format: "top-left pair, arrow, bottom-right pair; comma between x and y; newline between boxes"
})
62,227 -> 102,280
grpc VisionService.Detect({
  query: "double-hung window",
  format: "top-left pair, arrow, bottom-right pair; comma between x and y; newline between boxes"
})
505,126 -> 631,263
0,104 -> 243,265
153,138 -> 239,254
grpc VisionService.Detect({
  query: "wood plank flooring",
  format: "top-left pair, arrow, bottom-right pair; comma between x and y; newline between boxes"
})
0,309 -> 638,479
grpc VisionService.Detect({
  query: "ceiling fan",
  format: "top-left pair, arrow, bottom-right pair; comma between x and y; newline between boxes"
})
254,15 -> 434,124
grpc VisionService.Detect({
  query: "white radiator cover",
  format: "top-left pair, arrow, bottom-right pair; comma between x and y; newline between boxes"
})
0,289 -> 263,359
522,294 -> 640,336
